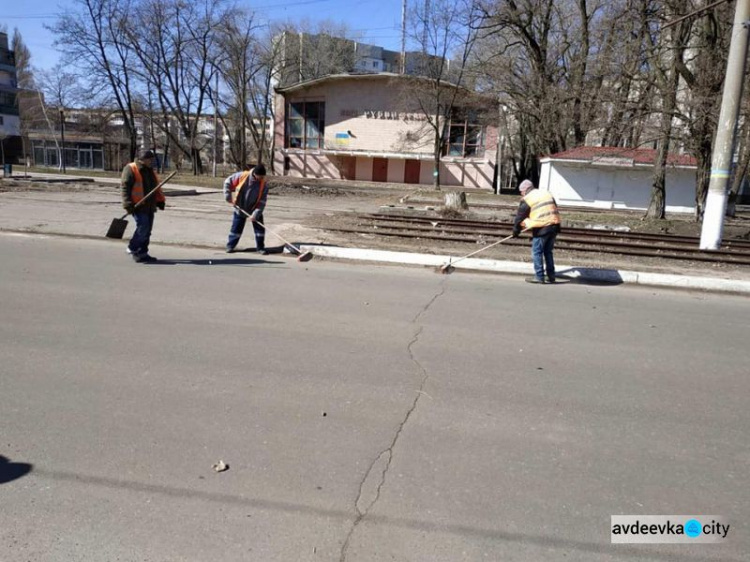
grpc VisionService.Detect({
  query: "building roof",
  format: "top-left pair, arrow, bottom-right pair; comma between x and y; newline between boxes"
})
274,72 -> 463,94
543,146 -> 697,168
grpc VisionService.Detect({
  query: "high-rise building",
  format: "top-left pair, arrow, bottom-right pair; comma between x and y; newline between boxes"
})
0,32 -> 20,149
273,31 -> 459,88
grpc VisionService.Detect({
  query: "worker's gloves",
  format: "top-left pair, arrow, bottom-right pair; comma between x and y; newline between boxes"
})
157,201 -> 165,211
511,230 -> 520,238
250,209 -> 261,222
225,194 -> 232,203
124,202 -> 135,214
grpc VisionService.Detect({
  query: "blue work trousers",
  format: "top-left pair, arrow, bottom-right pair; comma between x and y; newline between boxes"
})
227,209 -> 265,251
128,210 -> 155,256
531,232 -> 557,281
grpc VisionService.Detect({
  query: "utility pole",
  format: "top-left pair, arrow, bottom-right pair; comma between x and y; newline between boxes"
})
213,71 -> 218,178
59,109 -> 66,174
401,0 -> 407,74
699,0 -> 750,249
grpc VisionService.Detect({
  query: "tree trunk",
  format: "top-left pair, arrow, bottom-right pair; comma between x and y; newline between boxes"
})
694,150 -> 711,220
433,129 -> 441,190
646,31 -> 682,220
444,191 -> 468,211
646,164 -> 666,219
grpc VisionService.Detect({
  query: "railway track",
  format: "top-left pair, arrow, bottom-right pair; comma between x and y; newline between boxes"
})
323,212 -> 750,266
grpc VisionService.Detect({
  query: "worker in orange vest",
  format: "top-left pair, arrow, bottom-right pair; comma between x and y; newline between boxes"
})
223,164 -> 268,254
513,179 -> 561,284
120,149 -> 165,263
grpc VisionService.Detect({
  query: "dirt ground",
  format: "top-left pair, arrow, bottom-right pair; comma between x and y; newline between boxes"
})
4,173 -> 750,280
274,178 -> 750,280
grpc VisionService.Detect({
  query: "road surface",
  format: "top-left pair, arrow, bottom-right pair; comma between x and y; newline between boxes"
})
1,233 -> 747,561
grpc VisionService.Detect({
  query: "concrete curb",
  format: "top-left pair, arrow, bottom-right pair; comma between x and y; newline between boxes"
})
3,226 -> 749,295
299,244 -> 750,295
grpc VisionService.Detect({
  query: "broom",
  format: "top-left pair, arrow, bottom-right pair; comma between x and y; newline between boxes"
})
438,228 -> 530,274
106,171 -> 177,239
233,205 -> 313,262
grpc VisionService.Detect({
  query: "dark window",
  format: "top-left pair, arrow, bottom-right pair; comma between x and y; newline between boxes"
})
445,109 -> 484,157
287,101 -> 325,149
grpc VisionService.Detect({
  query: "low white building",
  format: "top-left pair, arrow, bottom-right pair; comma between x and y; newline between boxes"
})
539,147 -> 697,214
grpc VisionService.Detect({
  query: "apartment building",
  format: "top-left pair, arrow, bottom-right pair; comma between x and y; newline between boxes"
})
0,31 -> 21,166
274,31 -> 461,88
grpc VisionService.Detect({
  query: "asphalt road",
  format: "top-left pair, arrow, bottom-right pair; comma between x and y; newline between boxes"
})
1,233 -> 748,562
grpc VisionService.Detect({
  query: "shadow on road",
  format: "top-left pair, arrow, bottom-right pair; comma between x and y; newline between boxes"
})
237,245 -> 285,255
145,258 -> 283,267
29,467 -> 737,562
557,267 -> 624,286
0,455 -> 33,484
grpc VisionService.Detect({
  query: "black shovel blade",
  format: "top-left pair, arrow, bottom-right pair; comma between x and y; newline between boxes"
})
106,217 -> 129,239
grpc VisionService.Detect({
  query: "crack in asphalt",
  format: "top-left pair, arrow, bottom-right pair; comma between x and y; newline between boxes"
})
339,280 -> 448,562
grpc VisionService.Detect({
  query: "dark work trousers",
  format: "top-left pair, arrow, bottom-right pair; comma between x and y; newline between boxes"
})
227,209 -> 265,251
531,231 -> 557,281
128,210 -> 155,256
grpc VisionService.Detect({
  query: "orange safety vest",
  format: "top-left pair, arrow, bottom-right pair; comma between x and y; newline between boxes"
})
521,189 -> 560,230
230,171 -> 266,210
129,163 -> 164,204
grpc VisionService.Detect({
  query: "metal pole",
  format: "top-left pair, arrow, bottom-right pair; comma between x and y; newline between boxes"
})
700,0 -> 750,249
401,0 -> 407,74
213,71 -> 218,178
60,109 -> 66,174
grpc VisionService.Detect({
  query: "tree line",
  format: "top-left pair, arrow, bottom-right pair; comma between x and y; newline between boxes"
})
8,0 -> 749,218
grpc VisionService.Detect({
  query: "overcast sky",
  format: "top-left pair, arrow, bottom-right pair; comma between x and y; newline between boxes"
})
3,0 -> 410,72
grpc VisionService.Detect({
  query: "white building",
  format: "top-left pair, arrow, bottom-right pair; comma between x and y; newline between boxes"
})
539,147 -> 698,214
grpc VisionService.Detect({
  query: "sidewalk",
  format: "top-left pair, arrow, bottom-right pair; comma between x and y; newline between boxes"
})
2,175 -> 750,295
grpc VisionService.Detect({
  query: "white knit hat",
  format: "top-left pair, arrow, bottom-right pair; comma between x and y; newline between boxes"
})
519,179 -> 535,193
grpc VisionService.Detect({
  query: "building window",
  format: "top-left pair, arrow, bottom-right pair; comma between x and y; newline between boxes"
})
287,101 -> 325,149
30,139 -> 105,169
446,110 -> 484,157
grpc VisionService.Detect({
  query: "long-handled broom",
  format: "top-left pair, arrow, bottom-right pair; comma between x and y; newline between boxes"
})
438,228 -> 530,274
233,205 -> 313,262
106,171 -> 177,239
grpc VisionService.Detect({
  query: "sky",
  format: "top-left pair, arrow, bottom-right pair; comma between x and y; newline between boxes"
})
2,0 -> 411,72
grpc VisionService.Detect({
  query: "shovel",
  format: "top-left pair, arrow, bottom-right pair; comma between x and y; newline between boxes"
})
106,171 -> 177,239
233,205 -> 313,262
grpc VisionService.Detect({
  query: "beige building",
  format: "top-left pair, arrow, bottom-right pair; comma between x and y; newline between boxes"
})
273,73 -> 498,189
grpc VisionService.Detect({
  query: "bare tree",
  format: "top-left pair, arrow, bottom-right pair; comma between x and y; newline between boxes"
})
473,0 -> 572,185
672,1 -> 734,219
215,11 -> 263,169
727,71 -> 750,216
643,3 -> 692,219
34,65 -> 85,170
10,28 -> 36,165
248,25 -> 291,168
404,0 -> 483,189
11,28 -> 34,90
598,0 -> 659,148
49,0 -> 142,161
125,0 -> 233,174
